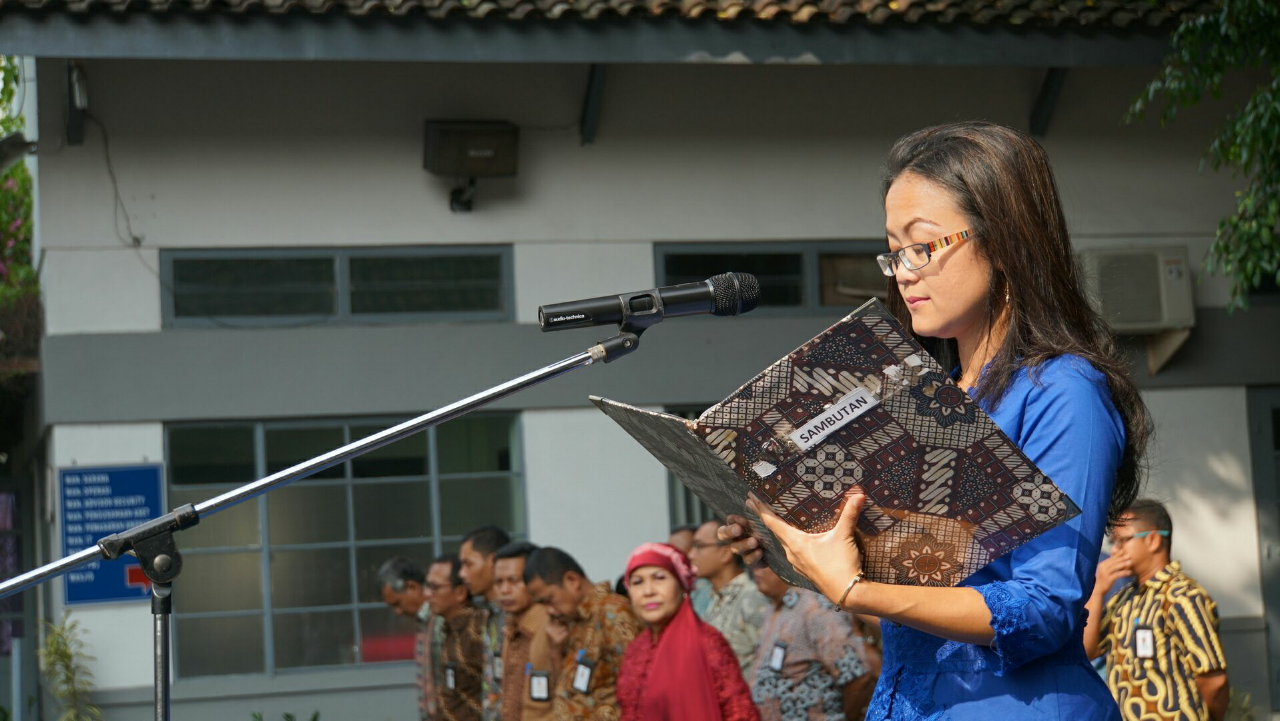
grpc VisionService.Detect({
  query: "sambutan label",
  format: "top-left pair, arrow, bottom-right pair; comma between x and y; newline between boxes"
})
787,387 -> 880,452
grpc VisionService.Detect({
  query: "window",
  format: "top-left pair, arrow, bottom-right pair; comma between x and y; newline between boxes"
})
657,241 -> 888,312
165,413 -> 523,678
161,247 -> 513,327
666,407 -> 718,529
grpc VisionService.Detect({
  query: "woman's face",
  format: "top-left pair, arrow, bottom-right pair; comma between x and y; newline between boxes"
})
884,172 -> 993,342
627,565 -> 683,629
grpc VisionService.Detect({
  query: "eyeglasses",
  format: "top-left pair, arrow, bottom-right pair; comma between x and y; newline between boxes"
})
1109,530 -> 1169,548
875,229 -> 974,277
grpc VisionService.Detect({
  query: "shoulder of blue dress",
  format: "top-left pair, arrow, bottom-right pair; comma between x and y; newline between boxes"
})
1023,354 -> 1107,389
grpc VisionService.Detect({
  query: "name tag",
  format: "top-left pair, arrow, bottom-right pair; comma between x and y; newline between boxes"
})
769,643 -> 787,672
529,671 -> 550,701
445,663 -> 457,691
572,659 -> 595,694
493,653 -> 503,682
1135,626 -> 1155,659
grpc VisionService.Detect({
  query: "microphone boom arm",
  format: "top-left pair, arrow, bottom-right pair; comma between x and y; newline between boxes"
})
0,325 -> 648,721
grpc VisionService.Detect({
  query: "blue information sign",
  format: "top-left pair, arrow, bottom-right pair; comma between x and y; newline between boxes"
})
60,465 -> 165,605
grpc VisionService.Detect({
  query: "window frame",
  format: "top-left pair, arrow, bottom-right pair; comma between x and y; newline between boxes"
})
654,240 -> 888,315
160,246 -> 515,328
164,412 -> 525,679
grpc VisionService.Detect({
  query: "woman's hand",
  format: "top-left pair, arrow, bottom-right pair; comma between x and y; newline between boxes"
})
717,515 -> 765,567
746,488 -> 867,605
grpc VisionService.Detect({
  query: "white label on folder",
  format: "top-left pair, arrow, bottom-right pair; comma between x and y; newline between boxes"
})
788,387 -> 880,452
752,460 -> 778,478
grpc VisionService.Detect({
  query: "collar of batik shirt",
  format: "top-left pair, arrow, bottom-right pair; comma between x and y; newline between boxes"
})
714,570 -> 755,602
1144,560 -> 1182,590
573,581 -> 614,624
780,588 -> 801,609
510,603 -> 549,641
418,601 -> 433,624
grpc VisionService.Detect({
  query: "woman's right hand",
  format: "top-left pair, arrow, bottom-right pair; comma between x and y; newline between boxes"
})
717,514 -> 764,567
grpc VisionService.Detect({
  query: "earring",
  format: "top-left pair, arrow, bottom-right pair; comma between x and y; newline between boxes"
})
1004,287 -> 1011,304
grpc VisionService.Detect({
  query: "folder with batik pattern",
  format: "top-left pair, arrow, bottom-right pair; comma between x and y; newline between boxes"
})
592,298 -> 1080,590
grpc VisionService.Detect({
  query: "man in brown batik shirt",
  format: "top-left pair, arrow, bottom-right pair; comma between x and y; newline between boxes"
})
429,555 -> 484,721
492,541 -> 555,720
523,546 -> 641,720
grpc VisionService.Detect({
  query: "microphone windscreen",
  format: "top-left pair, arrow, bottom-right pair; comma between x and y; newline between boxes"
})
709,272 -> 760,316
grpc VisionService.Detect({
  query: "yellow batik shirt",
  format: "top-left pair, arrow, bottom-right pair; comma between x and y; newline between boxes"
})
1098,561 -> 1227,721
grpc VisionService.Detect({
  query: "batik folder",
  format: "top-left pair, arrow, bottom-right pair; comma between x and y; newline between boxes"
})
593,298 -> 1080,591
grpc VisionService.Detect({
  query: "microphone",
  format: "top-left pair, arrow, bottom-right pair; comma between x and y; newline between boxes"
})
538,272 -> 761,332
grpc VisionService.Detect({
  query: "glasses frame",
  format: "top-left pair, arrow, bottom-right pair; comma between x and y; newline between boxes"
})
1108,529 -> 1170,548
876,229 -> 974,277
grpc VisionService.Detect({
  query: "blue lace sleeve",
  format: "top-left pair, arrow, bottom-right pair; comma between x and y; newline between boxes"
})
976,582 -> 1040,675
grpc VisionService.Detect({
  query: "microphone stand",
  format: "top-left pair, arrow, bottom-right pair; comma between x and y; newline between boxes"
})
0,327 -> 644,721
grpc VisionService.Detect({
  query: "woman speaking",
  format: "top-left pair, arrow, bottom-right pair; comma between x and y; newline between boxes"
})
719,121 -> 1151,720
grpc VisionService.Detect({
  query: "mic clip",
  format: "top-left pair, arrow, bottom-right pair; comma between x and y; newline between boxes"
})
588,291 -> 663,363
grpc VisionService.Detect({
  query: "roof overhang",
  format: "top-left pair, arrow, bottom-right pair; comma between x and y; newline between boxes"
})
0,13 -> 1174,65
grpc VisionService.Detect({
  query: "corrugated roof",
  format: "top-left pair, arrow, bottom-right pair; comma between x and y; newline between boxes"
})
0,0 -> 1215,26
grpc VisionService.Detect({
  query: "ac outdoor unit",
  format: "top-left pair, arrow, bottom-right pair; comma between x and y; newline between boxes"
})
1077,246 -> 1195,334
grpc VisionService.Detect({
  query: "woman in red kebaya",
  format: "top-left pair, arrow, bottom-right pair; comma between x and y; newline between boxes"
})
616,543 -> 760,721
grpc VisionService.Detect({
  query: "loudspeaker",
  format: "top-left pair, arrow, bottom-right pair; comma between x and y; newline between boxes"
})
423,121 -> 519,178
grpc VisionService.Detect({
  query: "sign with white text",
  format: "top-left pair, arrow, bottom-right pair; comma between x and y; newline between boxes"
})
60,465 -> 164,605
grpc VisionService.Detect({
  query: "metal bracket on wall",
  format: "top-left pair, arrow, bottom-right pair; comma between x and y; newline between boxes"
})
579,64 -> 607,146
1029,67 -> 1067,138
1145,327 -> 1192,376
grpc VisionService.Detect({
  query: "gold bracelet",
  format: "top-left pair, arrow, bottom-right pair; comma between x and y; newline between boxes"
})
837,572 -> 864,608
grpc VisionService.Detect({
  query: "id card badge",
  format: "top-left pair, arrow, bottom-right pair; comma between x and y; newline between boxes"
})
1135,625 -> 1155,659
769,643 -> 787,672
493,653 -> 503,683
445,663 -> 457,691
572,653 -> 595,694
529,671 -> 551,702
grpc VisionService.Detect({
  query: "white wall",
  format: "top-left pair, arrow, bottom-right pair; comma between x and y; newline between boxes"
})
42,248 -> 161,334
1140,387 -> 1262,618
513,242 -> 655,324
34,60 -> 1250,336
522,408 -> 669,582
47,422 -> 165,690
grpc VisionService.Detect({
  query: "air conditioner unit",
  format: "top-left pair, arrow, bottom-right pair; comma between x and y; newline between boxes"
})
1077,246 -> 1195,334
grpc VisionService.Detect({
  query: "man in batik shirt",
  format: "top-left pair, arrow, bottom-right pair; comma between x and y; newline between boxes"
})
377,556 -> 445,721
491,541 -> 555,721
430,555 -> 485,721
459,526 -> 511,721
524,546 -> 641,720
690,519 -> 771,670
1084,499 -> 1229,721
750,565 -> 878,720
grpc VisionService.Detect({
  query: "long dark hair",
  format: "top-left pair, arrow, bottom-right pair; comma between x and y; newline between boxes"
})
881,121 -> 1151,526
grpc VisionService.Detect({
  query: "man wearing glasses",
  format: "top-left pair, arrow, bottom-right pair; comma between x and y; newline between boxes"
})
1083,499 -> 1229,720
688,519 -> 770,671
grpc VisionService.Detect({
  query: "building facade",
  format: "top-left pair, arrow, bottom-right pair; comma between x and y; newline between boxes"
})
0,7 -> 1276,717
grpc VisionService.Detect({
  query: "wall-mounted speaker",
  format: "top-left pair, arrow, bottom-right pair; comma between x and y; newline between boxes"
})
423,121 -> 519,179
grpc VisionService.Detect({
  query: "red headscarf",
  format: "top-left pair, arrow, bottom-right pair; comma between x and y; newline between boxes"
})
623,543 -> 721,720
